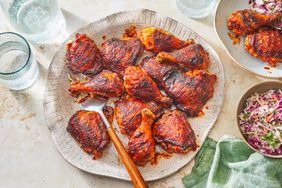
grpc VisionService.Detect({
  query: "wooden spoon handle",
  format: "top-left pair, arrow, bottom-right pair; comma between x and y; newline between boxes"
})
107,127 -> 148,188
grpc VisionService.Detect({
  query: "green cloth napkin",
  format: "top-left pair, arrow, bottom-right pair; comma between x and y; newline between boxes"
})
182,135 -> 282,188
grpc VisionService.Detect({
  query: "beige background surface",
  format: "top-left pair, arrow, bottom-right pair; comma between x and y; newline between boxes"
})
0,0 -> 271,187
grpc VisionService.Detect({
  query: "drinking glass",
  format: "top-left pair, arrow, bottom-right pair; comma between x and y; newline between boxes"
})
0,0 -> 65,43
176,0 -> 216,19
0,32 -> 39,90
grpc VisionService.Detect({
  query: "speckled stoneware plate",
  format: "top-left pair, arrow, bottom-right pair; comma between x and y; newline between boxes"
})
215,0 -> 282,78
43,9 -> 224,181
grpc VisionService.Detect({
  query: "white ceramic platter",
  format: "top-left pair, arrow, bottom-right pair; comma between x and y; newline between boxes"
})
43,9 -> 224,181
215,0 -> 282,78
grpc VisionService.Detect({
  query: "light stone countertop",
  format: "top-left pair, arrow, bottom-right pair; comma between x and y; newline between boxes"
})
0,0 -> 272,188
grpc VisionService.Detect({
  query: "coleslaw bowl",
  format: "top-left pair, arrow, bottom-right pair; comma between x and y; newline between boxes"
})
237,81 -> 282,158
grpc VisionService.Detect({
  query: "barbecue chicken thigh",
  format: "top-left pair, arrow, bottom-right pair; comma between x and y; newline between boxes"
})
69,70 -> 124,102
67,110 -> 110,159
139,27 -> 194,53
245,29 -> 282,67
124,66 -> 173,108
228,9 -> 282,36
153,110 -> 197,153
101,38 -> 144,76
157,44 -> 210,69
164,70 -> 216,117
141,57 -> 216,117
127,108 -> 156,166
115,95 -> 162,136
65,33 -> 103,76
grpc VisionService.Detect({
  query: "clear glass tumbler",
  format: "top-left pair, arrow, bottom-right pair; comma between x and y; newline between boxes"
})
176,0 -> 216,19
0,0 -> 65,43
0,32 -> 39,90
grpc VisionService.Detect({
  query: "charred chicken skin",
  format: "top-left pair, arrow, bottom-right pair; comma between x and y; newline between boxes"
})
141,57 -> 216,117
153,110 -> 197,153
115,95 -> 162,136
245,29 -> 282,66
164,70 -> 216,117
139,27 -> 194,53
127,108 -> 156,166
69,70 -> 124,102
140,56 -> 176,88
101,38 -> 144,76
65,33 -> 103,76
156,44 -> 210,69
124,66 -> 173,108
67,110 -> 110,159
227,9 -> 282,36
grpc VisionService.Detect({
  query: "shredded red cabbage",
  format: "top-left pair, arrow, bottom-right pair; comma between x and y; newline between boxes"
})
239,89 -> 282,155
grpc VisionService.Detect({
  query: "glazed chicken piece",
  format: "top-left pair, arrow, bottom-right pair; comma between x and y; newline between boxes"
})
139,27 -> 194,53
227,9 -> 282,36
156,44 -> 210,69
245,29 -> 282,67
124,66 -> 173,108
65,33 -> 103,76
164,70 -> 217,117
140,56 -> 176,88
127,108 -> 156,166
141,57 -> 216,117
115,95 -> 162,136
67,110 -> 110,159
101,38 -> 144,76
69,70 -> 124,103
153,110 -> 197,153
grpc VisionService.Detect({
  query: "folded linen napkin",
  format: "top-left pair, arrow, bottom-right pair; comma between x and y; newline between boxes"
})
182,135 -> 282,188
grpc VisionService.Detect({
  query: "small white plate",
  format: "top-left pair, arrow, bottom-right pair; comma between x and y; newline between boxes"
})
215,0 -> 282,78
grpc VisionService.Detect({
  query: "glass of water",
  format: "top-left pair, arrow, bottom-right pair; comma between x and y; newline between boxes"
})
176,0 -> 216,19
0,0 -> 65,43
0,32 -> 39,90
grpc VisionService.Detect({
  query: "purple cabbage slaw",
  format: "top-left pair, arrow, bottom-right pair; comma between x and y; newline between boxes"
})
239,89 -> 282,155
249,0 -> 282,29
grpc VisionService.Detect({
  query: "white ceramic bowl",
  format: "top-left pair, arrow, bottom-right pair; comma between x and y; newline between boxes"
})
215,0 -> 282,78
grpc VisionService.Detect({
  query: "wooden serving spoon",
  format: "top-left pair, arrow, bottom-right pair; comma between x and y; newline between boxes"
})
81,99 -> 148,188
